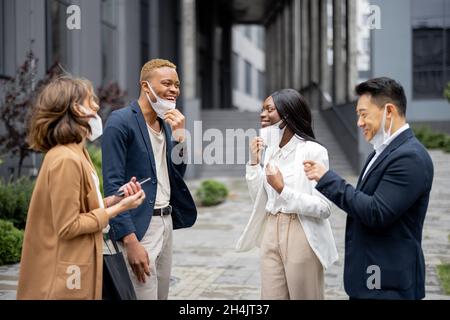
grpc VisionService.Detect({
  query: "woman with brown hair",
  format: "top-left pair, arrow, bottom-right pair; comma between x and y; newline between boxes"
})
17,76 -> 146,300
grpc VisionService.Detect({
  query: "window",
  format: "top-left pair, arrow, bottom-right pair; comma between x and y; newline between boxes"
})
326,0 -> 334,101
257,70 -> 266,100
245,60 -> 252,95
232,52 -> 239,90
356,0 -> 372,82
46,0 -> 71,70
256,27 -> 265,50
244,26 -> 252,40
341,0 -> 347,66
327,0 -> 334,66
412,0 -> 450,99
0,0 -> 4,76
101,0 -> 118,84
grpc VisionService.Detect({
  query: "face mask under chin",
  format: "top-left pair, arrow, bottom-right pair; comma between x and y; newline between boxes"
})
369,106 -> 393,150
144,82 -> 176,118
260,119 -> 285,149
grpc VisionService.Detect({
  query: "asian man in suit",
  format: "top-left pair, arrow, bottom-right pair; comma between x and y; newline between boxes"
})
303,77 -> 434,299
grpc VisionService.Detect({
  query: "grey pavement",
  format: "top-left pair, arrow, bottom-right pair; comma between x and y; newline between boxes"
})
169,149 -> 450,300
1,150 -> 449,300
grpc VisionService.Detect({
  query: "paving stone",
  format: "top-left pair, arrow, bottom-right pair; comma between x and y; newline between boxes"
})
1,150 -> 449,300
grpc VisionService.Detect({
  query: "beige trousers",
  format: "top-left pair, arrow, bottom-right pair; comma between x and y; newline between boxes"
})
120,214 -> 173,300
260,213 -> 324,300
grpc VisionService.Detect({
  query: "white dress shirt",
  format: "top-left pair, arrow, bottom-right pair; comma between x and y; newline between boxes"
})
263,136 -> 306,214
362,123 -> 410,179
240,136 -> 338,269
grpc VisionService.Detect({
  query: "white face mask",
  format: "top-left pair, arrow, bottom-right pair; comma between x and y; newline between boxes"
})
259,120 -> 284,149
81,106 -> 103,141
144,81 -> 176,118
369,106 -> 393,150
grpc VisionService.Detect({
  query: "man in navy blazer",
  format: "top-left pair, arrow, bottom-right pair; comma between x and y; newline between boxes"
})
304,77 -> 434,299
102,59 -> 197,299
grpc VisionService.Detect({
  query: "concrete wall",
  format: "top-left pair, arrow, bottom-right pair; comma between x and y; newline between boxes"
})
371,0 -> 450,122
75,0 -> 102,87
0,0 -> 179,179
10,0 -> 47,79
3,0 -> 174,103
3,0 -> 142,98
117,0 -> 141,100
1,0 -> 47,178
76,0 -> 142,101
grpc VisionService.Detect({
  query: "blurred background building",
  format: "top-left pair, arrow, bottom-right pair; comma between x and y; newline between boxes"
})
231,25 -> 266,112
0,0 -> 449,179
371,0 -> 450,133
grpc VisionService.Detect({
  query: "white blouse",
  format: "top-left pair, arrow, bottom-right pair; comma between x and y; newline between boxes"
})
262,136 -> 306,214
91,172 -> 110,234
241,136 -> 339,269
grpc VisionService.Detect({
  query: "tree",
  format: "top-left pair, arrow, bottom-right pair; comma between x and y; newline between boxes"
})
0,49 -> 127,178
97,81 -> 127,121
0,50 -> 63,178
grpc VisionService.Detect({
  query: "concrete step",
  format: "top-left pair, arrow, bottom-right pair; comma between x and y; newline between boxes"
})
198,109 -> 357,178
311,109 -> 356,176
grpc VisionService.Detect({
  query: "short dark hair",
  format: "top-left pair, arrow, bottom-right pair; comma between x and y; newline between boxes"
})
355,77 -> 407,116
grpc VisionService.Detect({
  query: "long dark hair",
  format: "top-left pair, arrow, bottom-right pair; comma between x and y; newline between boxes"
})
271,88 -> 319,144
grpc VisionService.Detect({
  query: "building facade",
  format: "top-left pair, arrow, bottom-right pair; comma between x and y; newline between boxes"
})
5,0 -> 441,178
0,0 -> 182,178
0,0 -> 182,101
370,0 -> 450,133
231,25 -> 266,111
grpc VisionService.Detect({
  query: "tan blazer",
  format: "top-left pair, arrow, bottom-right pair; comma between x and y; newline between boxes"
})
17,143 -> 109,300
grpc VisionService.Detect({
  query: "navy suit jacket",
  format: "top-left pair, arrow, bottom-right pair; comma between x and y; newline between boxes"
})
101,100 -> 197,241
316,128 -> 433,299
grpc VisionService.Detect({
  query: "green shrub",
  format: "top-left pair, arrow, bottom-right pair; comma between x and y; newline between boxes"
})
196,180 -> 229,206
413,126 -> 450,153
0,177 -> 35,230
0,219 -> 24,265
87,143 -> 103,194
444,82 -> 450,103
437,264 -> 450,295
